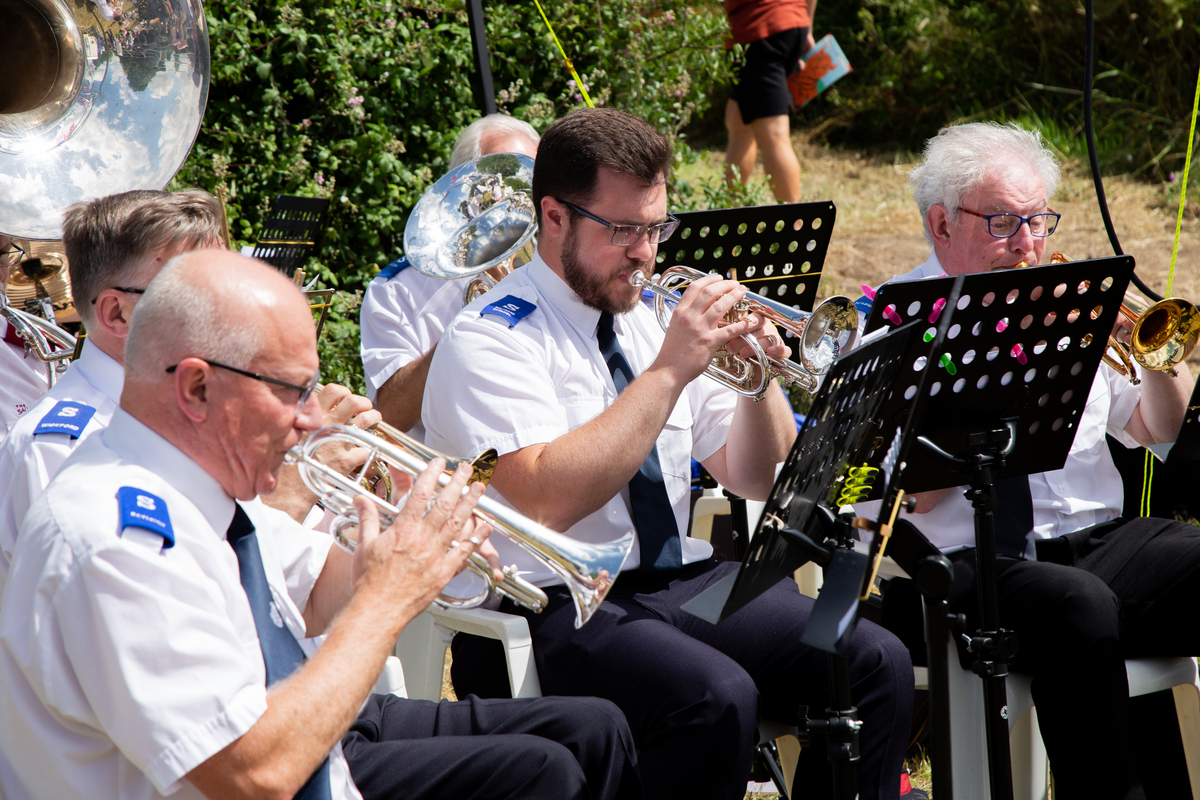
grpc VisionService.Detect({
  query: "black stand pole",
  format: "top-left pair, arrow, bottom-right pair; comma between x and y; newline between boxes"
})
915,425 -> 1022,800
464,0 -> 497,116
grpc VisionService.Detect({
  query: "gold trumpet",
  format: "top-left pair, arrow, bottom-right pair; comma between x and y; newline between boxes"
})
1019,253 -> 1199,384
287,425 -> 633,628
630,265 -> 859,400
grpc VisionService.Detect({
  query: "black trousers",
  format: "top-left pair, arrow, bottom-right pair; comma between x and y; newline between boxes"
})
946,516 -> 1200,800
453,558 -> 914,800
341,692 -> 641,800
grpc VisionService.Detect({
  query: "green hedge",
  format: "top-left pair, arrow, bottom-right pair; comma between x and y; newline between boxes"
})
174,0 -> 740,390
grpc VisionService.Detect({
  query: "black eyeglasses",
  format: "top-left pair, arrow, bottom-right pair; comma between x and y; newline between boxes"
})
0,244 -> 25,268
960,207 -> 1061,238
91,287 -> 145,304
166,359 -> 320,417
558,200 -> 680,247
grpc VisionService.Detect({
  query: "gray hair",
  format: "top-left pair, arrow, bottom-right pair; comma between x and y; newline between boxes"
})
124,252 -> 273,382
62,189 -> 225,327
449,114 -> 540,169
909,122 -> 1061,244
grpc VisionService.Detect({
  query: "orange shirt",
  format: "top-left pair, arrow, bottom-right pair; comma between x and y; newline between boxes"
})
723,0 -> 810,47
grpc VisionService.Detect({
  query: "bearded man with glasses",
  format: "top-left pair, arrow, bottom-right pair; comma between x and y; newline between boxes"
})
856,121 -> 1198,800
424,107 -> 915,800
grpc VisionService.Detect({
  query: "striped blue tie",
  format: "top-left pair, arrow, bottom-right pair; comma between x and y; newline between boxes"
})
597,311 -> 682,572
228,503 -> 333,799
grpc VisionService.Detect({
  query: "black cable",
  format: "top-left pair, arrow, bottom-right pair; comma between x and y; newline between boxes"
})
1083,0 -> 1165,301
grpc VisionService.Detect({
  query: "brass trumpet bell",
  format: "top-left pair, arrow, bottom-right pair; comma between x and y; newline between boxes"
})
1107,293 -> 1200,383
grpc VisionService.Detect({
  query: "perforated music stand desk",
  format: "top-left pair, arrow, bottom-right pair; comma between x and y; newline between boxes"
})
666,202 -> 837,375
861,256 -> 1136,494
251,195 -> 330,277
682,318 -> 926,627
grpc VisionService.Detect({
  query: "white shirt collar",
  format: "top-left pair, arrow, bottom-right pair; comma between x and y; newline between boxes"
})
74,339 -> 125,403
101,408 -> 237,536
525,254 -> 603,337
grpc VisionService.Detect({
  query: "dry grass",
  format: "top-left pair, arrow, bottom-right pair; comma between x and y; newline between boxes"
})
678,138 -> 1200,356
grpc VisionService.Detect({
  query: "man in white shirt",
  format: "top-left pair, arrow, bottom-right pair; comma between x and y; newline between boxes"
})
360,114 -> 539,438
0,234 -> 52,434
0,190 -> 227,591
0,250 -> 640,800
423,107 -> 914,800
863,121 -> 1198,800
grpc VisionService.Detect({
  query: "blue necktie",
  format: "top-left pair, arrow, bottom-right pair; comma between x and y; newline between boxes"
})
597,311 -> 682,572
227,503 -> 333,800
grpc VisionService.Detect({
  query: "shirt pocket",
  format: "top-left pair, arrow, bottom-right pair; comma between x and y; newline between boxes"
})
657,401 -> 695,480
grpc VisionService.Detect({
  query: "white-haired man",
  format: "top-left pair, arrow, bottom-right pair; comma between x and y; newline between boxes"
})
0,234 -> 52,435
360,113 -> 539,436
0,250 -> 640,800
862,121 -> 1199,800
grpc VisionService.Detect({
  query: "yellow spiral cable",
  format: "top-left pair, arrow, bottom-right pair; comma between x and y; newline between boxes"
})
531,0 -> 595,108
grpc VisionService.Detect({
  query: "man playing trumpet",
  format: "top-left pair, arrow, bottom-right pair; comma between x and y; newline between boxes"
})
424,107 -> 914,800
0,250 -> 641,800
860,121 -> 1199,800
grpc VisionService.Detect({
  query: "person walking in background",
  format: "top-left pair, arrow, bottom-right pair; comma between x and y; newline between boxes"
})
723,0 -> 815,203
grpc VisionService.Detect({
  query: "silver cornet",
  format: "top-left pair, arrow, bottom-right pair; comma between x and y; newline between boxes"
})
286,425 -> 632,628
630,265 -> 858,400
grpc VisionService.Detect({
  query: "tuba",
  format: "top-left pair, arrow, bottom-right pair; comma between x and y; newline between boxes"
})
1,0 -> 210,241
1,0 -> 209,380
404,153 -> 537,305
287,424 -> 633,628
631,265 -> 859,400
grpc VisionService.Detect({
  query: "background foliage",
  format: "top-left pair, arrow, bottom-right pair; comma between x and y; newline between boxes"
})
174,0 -> 736,390
174,0 -> 1200,392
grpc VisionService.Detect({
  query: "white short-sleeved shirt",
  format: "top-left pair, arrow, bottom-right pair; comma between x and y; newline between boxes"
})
0,409 -> 353,800
1,318 -> 51,437
0,340 -> 122,592
853,251 -> 1143,552
422,253 -> 737,585
360,258 -> 469,441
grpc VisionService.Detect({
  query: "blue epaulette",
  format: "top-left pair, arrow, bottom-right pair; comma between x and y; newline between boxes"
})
33,401 -> 98,439
116,487 -> 176,549
375,256 -> 411,281
480,296 -> 537,328
854,295 -> 874,319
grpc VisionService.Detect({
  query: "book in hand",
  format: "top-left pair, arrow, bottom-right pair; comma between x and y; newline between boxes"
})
788,34 -> 852,110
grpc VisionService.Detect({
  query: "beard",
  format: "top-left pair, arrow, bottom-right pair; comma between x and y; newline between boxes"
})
560,225 -> 647,315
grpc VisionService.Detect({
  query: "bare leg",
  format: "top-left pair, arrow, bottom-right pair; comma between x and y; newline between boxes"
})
724,99 -> 758,191
749,114 -> 800,202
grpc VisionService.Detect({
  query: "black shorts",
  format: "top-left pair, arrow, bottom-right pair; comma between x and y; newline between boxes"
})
730,26 -> 809,124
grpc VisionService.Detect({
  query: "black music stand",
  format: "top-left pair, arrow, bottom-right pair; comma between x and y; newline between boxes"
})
860,255 -> 1137,800
666,202 -> 837,374
682,316 -> 928,800
251,195 -> 330,278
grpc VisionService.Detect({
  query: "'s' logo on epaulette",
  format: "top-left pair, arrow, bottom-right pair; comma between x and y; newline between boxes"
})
116,487 -> 176,549
33,401 -> 98,439
480,296 -> 537,328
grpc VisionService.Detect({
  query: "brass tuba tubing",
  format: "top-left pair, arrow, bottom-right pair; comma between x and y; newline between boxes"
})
288,425 -> 633,628
629,266 -> 858,400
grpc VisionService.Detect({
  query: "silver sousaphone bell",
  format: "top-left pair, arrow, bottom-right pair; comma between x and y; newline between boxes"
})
404,153 -> 537,305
